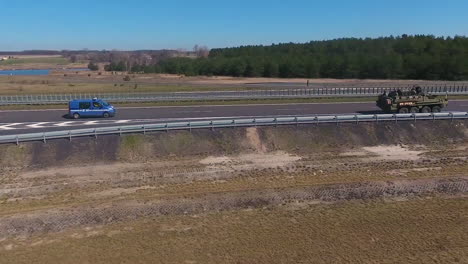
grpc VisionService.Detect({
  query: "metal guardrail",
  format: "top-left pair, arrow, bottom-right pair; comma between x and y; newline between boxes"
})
1,85 -> 467,105
1,112 -> 467,144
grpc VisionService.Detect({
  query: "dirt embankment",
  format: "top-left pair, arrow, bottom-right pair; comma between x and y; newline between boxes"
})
1,120 -> 467,168
0,121 -> 467,260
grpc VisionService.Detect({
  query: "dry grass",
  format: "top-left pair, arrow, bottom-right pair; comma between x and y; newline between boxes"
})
0,126 -> 467,263
1,74 -> 467,95
0,197 -> 466,264
0,75 -> 246,94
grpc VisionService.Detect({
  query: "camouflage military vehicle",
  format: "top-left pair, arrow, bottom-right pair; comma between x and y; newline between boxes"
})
376,86 -> 448,113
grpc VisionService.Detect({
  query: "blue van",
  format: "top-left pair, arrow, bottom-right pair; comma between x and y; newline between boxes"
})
68,98 -> 116,119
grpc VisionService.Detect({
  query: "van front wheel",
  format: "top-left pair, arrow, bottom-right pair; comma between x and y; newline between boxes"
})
103,112 -> 110,118
72,113 -> 80,119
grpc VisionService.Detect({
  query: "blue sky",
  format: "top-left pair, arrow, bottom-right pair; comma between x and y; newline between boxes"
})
1,0 -> 467,51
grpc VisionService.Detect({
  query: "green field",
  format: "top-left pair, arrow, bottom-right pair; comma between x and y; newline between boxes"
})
0,57 -> 69,65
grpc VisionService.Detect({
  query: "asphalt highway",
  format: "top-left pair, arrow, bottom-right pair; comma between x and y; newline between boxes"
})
0,100 -> 467,135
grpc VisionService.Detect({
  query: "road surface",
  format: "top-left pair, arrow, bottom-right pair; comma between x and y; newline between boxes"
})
0,101 -> 467,135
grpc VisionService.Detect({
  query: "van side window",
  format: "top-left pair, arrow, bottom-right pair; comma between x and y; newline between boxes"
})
93,102 -> 101,108
79,102 -> 91,109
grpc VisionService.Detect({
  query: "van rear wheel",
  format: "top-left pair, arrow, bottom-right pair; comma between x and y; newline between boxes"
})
103,112 -> 110,118
72,113 -> 80,119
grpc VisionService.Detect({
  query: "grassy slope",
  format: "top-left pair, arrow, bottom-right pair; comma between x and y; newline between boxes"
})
1,197 -> 466,264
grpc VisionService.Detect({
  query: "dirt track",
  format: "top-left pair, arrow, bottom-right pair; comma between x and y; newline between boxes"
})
1,177 -> 467,240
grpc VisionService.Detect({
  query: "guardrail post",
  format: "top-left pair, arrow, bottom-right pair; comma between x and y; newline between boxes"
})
413,114 -> 416,123
211,121 -> 214,131
295,117 -> 298,127
375,115 -> 378,123
143,126 -> 146,135
274,118 -> 277,127
395,114 -> 398,123
189,122 -> 192,132
335,116 -> 338,126
119,127 -> 122,136
355,115 -> 359,124
16,135 -> 19,145
94,129 -> 97,139
69,131 -> 72,141
450,112 -> 454,122
232,120 -> 236,129
253,119 -> 256,127
43,133 -> 46,143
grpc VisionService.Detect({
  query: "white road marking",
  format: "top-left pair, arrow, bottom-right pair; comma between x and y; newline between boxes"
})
26,122 -> 50,128
0,123 -> 23,130
115,120 -> 131,123
54,121 -> 75,127
83,121 -> 99,125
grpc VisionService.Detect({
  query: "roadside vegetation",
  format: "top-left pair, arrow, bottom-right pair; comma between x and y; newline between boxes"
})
103,35 -> 468,80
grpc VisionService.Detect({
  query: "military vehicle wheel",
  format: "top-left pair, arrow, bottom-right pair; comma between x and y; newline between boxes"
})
410,107 -> 419,113
432,106 -> 441,113
103,112 -> 110,118
421,106 -> 431,113
398,107 -> 409,113
72,113 -> 80,119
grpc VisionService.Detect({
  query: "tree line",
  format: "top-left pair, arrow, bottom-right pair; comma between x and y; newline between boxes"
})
98,35 -> 468,80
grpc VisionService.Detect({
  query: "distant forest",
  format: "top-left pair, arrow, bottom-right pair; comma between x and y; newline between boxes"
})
103,35 -> 468,80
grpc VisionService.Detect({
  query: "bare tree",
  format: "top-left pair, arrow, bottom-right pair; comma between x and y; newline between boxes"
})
193,45 -> 209,58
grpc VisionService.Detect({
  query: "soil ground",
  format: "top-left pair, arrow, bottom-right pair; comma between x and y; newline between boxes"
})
0,121 -> 467,263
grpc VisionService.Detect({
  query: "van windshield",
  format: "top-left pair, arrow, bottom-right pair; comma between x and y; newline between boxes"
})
101,101 -> 110,107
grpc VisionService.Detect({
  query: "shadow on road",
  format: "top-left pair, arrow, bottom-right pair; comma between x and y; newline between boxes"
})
357,111 -> 385,115
62,114 -> 115,120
